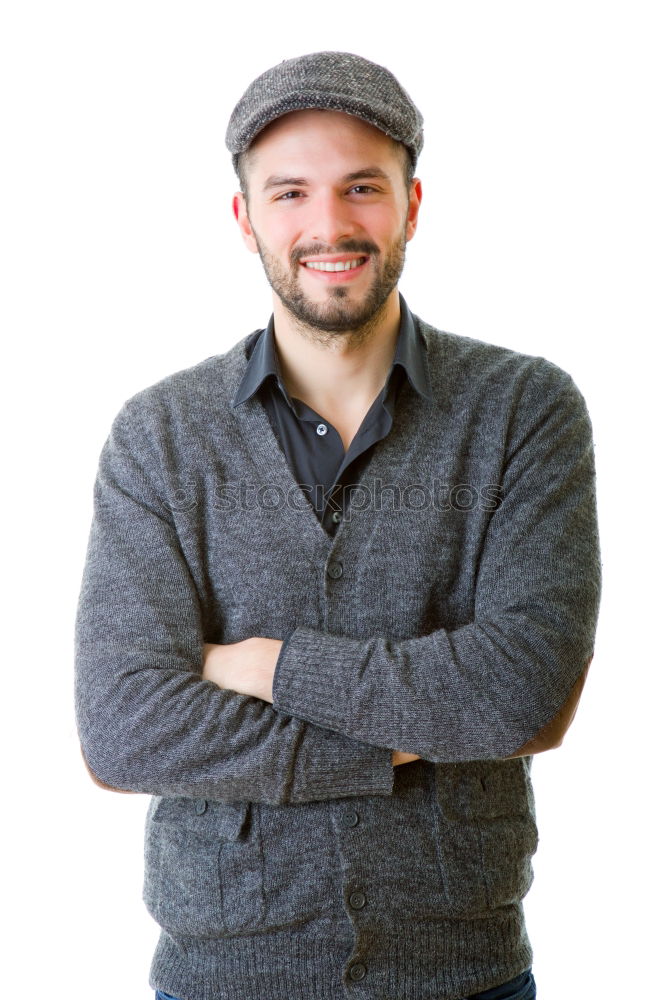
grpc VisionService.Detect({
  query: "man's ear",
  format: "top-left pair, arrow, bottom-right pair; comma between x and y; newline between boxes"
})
405,178 -> 423,243
233,192 -> 259,254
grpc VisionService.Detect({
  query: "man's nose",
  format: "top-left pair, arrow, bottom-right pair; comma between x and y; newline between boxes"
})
306,191 -> 357,247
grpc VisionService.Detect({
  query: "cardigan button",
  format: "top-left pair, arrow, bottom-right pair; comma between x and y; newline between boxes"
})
349,962 -> 367,981
327,560 -> 343,579
194,799 -> 207,815
341,808 -> 359,828
349,890 -> 367,909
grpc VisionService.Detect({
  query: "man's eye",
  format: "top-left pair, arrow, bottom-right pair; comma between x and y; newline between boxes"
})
350,185 -> 376,194
277,190 -> 303,200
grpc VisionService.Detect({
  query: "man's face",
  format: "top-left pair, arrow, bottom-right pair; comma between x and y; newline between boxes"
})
233,109 -> 421,333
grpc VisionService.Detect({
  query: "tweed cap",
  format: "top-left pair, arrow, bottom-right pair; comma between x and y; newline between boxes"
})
225,51 -> 424,173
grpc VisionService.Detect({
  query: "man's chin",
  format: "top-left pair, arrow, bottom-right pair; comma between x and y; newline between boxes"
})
291,307 -> 379,333
284,290 -> 389,333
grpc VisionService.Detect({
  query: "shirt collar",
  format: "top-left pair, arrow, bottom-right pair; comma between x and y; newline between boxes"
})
232,292 -> 433,409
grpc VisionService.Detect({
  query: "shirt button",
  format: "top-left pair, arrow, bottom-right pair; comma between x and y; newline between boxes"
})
331,511 -> 342,523
349,962 -> 367,981
194,799 -> 207,815
341,809 -> 359,828
316,423 -> 328,436
327,560 -> 343,579
349,890 -> 367,909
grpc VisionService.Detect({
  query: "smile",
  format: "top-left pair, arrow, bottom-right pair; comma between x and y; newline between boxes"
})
301,257 -> 368,272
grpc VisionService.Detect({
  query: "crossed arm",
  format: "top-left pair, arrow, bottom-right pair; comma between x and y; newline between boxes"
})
85,628 -> 585,797
200,637 -> 421,767
82,629 -> 588,795
83,627 -> 580,789
201,636 -> 591,763
80,634 -> 420,796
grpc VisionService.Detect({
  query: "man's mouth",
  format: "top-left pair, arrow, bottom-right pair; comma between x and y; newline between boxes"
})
302,256 -> 368,273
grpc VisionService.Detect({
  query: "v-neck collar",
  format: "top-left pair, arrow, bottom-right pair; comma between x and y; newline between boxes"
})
227,326 -> 435,554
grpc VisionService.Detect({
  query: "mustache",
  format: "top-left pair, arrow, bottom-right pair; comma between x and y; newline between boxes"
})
291,240 -> 379,266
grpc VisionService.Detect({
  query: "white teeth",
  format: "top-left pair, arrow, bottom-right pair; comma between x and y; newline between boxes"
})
304,258 -> 365,272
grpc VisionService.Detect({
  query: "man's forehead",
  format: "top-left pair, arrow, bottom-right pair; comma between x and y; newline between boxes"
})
247,109 -> 404,169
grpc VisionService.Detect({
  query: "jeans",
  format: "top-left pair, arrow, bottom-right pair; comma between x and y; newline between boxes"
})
468,967 -> 536,999
155,966 -> 535,1000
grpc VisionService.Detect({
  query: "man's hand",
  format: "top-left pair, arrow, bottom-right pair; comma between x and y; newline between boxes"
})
391,750 -> 421,766
202,637 -> 283,703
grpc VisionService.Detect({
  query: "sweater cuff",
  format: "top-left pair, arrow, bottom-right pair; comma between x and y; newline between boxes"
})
290,726 -> 395,802
272,624 -> 361,730
273,627 -> 395,801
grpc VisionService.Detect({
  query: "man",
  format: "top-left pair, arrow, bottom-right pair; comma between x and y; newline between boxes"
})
75,51 -> 601,1000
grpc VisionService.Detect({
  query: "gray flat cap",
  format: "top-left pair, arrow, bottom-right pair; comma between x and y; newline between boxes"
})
225,51 -> 424,173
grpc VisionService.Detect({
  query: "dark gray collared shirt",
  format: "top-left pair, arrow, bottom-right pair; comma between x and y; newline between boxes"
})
232,293 -> 433,537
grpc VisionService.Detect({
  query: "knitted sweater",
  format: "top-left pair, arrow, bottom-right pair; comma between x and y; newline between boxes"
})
74,311 -> 601,1000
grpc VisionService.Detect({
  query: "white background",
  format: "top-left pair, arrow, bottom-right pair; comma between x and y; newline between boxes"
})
2,2 -> 664,998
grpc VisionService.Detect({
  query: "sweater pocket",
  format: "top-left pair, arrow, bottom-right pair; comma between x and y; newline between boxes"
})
432,758 -> 539,916
143,796 -> 265,937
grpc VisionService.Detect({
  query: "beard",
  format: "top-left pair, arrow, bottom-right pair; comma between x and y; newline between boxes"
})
251,226 -> 408,334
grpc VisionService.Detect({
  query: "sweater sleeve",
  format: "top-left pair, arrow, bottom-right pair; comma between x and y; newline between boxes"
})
271,361 -> 602,762
74,405 -> 395,805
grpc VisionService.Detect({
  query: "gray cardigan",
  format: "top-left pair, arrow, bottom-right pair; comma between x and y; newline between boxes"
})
74,311 -> 601,1000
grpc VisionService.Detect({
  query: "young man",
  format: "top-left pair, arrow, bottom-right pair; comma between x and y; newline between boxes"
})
75,52 -> 601,1000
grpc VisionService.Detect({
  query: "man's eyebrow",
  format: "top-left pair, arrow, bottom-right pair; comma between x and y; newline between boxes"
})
262,175 -> 308,191
262,167 -> 392,192
342,167 -> 392,183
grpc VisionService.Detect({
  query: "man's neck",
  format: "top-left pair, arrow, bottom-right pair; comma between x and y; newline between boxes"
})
271,289 -> 402,414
